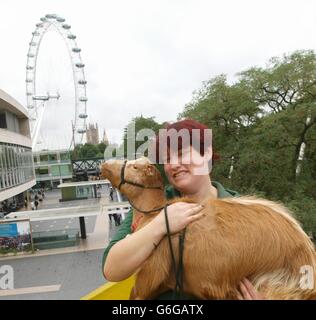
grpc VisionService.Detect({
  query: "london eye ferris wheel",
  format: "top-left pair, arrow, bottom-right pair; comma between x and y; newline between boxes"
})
26,13 -> 88,151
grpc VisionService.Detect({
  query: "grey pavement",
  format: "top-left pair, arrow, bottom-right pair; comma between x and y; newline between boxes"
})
32,185 -> 121,211
31,215 -> 97,234
0,249 -> 106,300
0,185 -> 125,300
28,188 -> 105,234
37,187 -> 107,210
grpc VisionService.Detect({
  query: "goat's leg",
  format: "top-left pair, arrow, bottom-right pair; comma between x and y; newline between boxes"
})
132,252 -> 171,299
132,269 -> 167,299
129,286 -> 141,300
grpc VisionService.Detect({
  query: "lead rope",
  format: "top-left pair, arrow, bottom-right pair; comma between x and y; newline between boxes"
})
164,206 -> 186,299
118,160 -> 163,191
177,228 -> 186,295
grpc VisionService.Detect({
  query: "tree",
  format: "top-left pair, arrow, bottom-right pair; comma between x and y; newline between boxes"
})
119,115 -> 170,184
179,50 -> 316,203
179,74 -> 261,189
72,143 -> 107,159
239,50 -> 316,182
121,115 -> 163,159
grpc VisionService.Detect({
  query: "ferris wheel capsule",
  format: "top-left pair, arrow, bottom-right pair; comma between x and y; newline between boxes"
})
62,24 -> 71,30
27,53 -> 35,58
26,66 -> 34,70
79,113 -> 88,119
32,31 -> 40,36
26,79 -> 33,83
36,23 -> 44,28
32,95 -> 49,101
75,63 -> 85,68
79,97 -> 88,102
46,14 -> 58,19
72,48 -> 81,53
26,92 -> 32,96
78,80 -> 87,85
40,17 -> 48,22
56,17 -> 65,23
29,42 -> 37,46
27,105 -> 34,109
77,128 -> 86,134
68,34 -> 76,40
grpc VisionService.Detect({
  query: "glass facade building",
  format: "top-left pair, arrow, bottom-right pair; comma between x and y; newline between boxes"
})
0,88 -> 36,212
0,143 -> 34,191
33,150 -> 73,188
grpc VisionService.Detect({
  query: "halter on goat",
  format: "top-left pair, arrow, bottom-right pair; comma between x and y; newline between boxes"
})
118,160 -> 163,191
117,160 -> 186,298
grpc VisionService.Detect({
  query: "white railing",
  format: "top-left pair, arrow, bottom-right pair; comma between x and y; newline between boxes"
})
103,201 -> 131,220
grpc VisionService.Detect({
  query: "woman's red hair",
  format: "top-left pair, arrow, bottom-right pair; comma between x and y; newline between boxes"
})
153,119 -> 219,164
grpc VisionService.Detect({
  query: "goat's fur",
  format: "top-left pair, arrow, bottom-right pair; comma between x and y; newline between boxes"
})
101,158 -> 316,300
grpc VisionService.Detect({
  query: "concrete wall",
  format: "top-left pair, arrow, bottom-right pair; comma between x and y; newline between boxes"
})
0,89 -> 29,119
0,88 -> 31,140
0,178 -> 36,202
0,128 -> 32,148
0,89 -> 34,201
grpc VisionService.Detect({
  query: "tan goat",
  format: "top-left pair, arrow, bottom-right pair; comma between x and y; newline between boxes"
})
101,158 -> 316,300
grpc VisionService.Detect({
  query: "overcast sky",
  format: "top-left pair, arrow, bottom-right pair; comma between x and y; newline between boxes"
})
1,0 -> 316,149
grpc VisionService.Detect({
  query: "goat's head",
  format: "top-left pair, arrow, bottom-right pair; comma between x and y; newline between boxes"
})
100,157 -> 164,199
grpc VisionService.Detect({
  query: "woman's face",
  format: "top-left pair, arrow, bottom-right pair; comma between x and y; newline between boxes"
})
163,145 -> 212,194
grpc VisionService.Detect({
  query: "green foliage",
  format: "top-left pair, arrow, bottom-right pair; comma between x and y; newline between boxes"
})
121,115 -> 164,158
286,191 -> 316,239
116,51 -> 316,239
0,244 -> 33,255
179,50 -> 316,238
72,142 -> 109,159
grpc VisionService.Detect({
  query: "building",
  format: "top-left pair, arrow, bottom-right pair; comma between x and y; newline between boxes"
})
58,180 -> 110,201
101,129 -> 109,145
0,89 -> 36,214
33,149 -> 73,189
86,123 -> 99,145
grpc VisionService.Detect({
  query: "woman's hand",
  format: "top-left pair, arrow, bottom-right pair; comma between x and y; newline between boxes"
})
237,278 -> 265,300
154,202 -> 205,236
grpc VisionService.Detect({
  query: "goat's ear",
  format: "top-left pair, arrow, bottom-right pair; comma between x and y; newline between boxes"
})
145,164 -> 155,176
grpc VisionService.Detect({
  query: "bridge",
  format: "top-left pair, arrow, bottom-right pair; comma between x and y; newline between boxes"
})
71,156 -> 127,180
71,157 -> 105,180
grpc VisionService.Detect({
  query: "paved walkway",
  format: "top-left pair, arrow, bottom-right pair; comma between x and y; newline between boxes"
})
0,187 -> 126,259
35,188 -> 105,210
0,249 -> 106,300
0,187 -> 124,299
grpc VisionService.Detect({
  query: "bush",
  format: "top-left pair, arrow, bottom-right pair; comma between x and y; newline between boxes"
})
285,192 -> 316,241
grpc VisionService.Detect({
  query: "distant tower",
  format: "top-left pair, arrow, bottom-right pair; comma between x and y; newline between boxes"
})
102,129 -> 109,145
86,123 -> 99,144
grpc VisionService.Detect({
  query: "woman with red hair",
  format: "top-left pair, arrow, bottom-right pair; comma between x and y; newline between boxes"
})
102,119 -> 263,300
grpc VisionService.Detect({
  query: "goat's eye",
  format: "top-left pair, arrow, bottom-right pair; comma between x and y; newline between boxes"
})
133,165 -> 138,170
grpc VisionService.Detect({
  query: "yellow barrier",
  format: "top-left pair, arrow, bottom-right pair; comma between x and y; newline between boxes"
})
81,276 -> 136,300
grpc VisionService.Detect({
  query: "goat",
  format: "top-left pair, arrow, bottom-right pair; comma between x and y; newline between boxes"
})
101,157 -> 316,300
